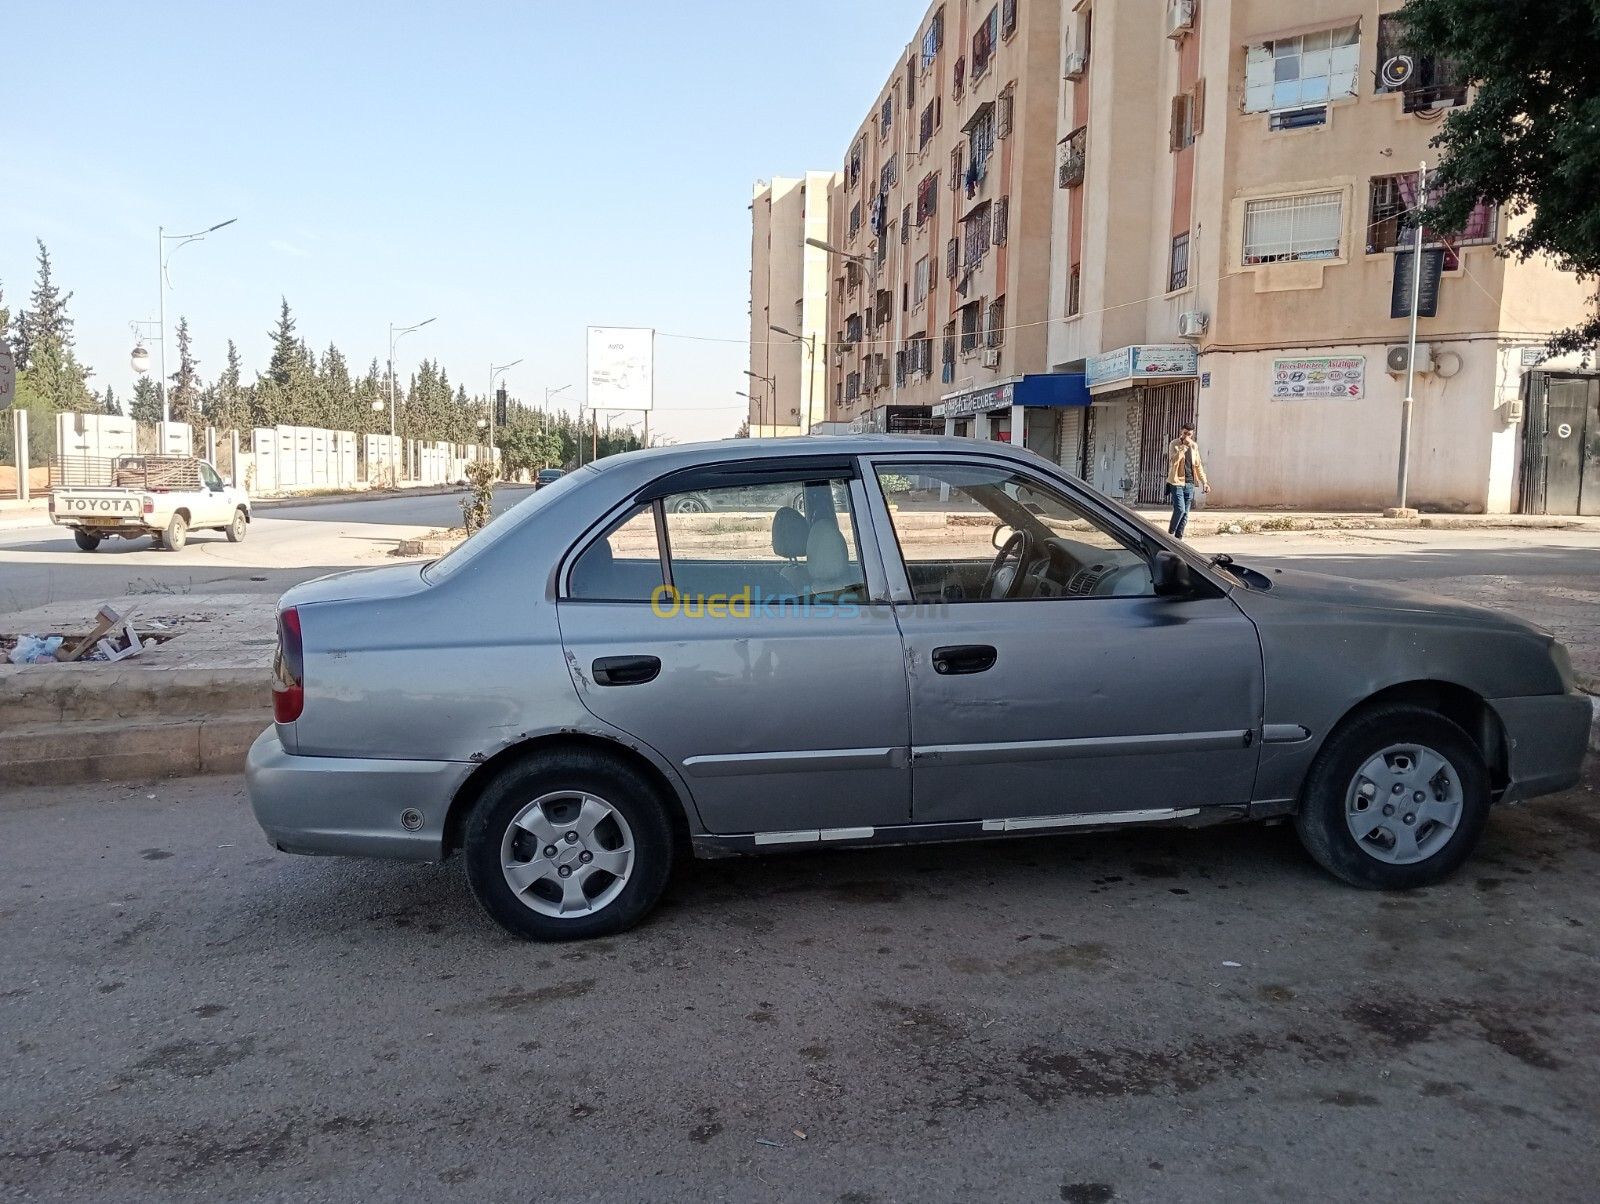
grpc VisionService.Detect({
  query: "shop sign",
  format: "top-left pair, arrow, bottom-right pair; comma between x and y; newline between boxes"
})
1270,355 -> 1366,400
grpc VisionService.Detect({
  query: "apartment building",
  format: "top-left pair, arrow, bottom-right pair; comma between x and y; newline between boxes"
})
1041,0 -> 1591,512
814,0 -> 1070,438
748,174 -> 838,437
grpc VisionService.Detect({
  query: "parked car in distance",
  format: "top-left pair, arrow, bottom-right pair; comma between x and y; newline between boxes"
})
246,436 -> 1591,941
535,468 -> 564,489
51,455 -> 250,552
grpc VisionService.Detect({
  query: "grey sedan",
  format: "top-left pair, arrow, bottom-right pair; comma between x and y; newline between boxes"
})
246,436 -> 1591,940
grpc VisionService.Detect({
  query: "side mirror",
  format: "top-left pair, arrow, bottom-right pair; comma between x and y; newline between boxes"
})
1152,550 -> 1193,597
991,523 -> 1016,550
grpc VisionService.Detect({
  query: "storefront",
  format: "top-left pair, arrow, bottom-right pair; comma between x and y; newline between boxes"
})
1083,345 -> 1200,503
934,374 -> 1091,469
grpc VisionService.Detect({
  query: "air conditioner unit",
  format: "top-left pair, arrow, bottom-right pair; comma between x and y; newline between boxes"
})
1166,0 -> 1195,39
1386,343 -> 1435,375
1177,311 -> 1209,339
981,349 -> 1001,368
1064,49 -> 1089,80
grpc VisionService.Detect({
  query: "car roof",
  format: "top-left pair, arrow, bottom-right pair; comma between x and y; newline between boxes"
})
576,434 -> 1033,482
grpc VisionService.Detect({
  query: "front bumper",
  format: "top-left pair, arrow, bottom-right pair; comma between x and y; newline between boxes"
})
244,728 -> 474,861
1490,691 -> 1595,802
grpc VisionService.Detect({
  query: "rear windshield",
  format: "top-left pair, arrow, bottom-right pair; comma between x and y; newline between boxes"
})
422,469 -> 587,584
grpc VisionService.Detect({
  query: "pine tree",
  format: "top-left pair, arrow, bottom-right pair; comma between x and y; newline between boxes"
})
102,385 -> 119,415
210,340 -> 247,432
130,376 -> 164,425
12,240 -> 95,417
168,315 -> 202,425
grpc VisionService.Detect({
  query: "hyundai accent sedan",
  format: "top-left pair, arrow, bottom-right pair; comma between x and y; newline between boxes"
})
246,436 -> 1591,941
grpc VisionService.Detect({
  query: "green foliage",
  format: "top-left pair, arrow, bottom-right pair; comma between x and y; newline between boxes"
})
129,376 -> 164,425
168,316 -> 201,424
12,240 -> 96,422
459,459 -> 496,533
1400,0 -> 1600,350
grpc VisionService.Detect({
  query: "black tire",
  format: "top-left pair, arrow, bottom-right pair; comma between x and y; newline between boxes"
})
464,750 -> 676,941
162,512 -> 188,552
1294,703 -> 1490,890
670,495 -> 708,514
225,508 -> 248,543
73,530 -> 101,552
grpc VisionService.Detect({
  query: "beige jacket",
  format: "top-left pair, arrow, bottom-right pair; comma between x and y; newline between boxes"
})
1166,438 -> 1209,488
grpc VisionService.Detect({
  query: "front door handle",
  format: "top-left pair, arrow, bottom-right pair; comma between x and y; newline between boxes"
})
932,645 -> 997,675
592,655 -> 661,686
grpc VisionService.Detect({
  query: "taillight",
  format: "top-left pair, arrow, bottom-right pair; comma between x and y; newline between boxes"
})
272,607 -> 304,723
48,495 -> 55,513
142,496 -> 154,515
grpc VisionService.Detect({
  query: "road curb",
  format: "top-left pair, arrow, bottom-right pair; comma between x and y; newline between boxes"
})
0,713 -> 270,790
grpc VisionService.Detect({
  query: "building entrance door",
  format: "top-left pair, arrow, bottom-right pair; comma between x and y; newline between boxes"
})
1521,373 -> 1600,516
1137,382 -> 1198,504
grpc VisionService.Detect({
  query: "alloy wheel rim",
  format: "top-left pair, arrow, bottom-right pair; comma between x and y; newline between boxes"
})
500,791 -> 635,918
1345,743 -> 1463,866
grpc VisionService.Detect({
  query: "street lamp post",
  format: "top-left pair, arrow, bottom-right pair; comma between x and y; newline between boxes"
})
387,317 -> 435,480
769,326 -> 817,435
743,370 -> 776,435
544,384 -> 572,436
488,358 -> 523,478
158,219 -> 236,424
807,237 -> 884,431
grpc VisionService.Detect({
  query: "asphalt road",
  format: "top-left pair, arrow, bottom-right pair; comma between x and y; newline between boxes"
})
3,765 -> 1598,1202
0,487 -> 537,617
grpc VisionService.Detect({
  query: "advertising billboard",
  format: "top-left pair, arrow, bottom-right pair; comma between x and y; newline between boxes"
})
586,327 -> 655,412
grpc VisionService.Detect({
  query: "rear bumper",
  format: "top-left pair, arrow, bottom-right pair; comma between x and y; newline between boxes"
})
1490,691 -> 1595,802
244,728 -> 473,861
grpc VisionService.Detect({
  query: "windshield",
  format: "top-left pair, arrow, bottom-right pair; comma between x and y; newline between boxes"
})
423,468 -> 590,584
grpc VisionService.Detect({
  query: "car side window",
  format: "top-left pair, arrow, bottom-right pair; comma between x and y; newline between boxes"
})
875,462 -> 1154,603
567,506 -> 664,601
660,477 -> 865,602
199,464 -> 223,491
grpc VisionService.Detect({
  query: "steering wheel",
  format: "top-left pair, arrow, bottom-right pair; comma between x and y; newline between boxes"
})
983,529 -> 1033,599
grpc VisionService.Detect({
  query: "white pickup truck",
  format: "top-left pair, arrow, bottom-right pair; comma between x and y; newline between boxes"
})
50,455 -> 252,552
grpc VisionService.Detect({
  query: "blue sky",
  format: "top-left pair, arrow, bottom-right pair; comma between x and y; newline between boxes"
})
2,0 -> 926,442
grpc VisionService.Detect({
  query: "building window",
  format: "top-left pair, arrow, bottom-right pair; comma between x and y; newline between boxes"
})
953,55 -> 965,99
941,322 -> 956,382
914,256 -> 930,307
966,106 -> 996,196
919,98 -> 942,148
1001,0 -> 1018,41
972,7 -> 999,81
845,260 -> 861,292
845,313 -> 863,343
910,331 -> 932,376
846,371 -> 861,402
922,7 -> 944,69
993,195 -> 1009,246
1376,13 -> 1468,112
880,154 -> 899,191
1243,191 -> 1343,265
1367,174 -> 1496,268
1169,232 -> 1190,291
880,95 -> 894,138
963,201 -> 992,268
901,204 -> 912,243
916,172 -> 939,224
848,138 -> 864,189
1067,265 -> 1081,316
946,237 -> 960,280
1243,26 -> 1360,122
959,300 -> 983,354
1057,127 -> 1086,189
950,143 -> 964,192
874,288 -> 893,328
1169,80 -> 1204,151
998,84 -> 1015,138
986,295 -> 1006,347
849,201 -> 862,239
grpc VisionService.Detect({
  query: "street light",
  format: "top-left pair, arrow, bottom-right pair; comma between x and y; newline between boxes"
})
488,357 -> 523,473
770,325 -> 818,435
158,218 -> 237,423
743,369 -> 776,434
544,383 -> 572,436
386,318 -> 435,478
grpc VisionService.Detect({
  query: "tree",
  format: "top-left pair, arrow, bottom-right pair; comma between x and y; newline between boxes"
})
1400,0 -> 1600,350
168,315 -> 202,424
209,340 -> 248,432
0,275 -> 10,349
496,410 -> 564,477
12,240 -> 95,418
102,385 -> 120,416
130,375 -> 164,425
733,417 -> 751,438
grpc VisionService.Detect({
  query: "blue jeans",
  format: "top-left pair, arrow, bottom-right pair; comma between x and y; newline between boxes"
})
1168,484 -> 1195,538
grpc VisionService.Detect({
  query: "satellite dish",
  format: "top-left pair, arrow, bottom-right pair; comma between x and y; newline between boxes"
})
1381,55 -> 1414,89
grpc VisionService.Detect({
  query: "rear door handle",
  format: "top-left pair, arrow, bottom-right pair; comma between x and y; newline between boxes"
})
592,655 -> 661,686
932,645 -> 997,675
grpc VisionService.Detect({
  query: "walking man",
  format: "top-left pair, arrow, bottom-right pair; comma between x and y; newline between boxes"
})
1166,423 -> 1209,539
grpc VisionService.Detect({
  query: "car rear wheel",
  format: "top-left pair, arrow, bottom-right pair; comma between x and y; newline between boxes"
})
1294,703 -> 1490,890
669,495 -> 708,514
464,750 -> 675,941
162,513 -> 189,552
73,530 -> 101,552
226,508 -> 248,543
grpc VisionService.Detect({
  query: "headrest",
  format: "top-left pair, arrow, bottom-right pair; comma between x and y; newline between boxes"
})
805,522 -> 849,583
771,506 -> 809,559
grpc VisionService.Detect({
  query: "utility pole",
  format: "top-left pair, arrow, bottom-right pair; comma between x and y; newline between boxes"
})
1392,162 -> 1427,516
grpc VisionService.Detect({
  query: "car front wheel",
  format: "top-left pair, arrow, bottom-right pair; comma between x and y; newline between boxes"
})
464,750 -> 675,940
1294,703 -> 1490,890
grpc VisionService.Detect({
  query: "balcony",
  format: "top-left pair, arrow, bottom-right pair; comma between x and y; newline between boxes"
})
1057,128 -> 1086,189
